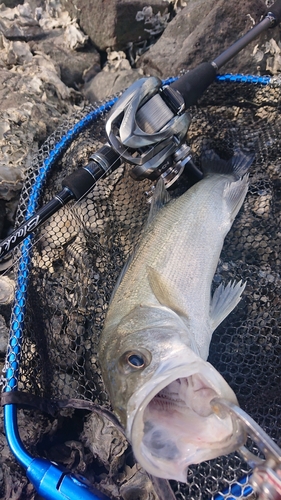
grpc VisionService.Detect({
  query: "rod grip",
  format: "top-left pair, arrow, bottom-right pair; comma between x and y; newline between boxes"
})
62,162 -> 104,200
169,62 -> 217,108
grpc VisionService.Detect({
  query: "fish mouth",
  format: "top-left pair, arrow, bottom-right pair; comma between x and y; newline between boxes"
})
126,359 -> 245,482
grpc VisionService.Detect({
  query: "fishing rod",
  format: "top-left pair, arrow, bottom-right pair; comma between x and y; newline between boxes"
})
0,0 -> 281,262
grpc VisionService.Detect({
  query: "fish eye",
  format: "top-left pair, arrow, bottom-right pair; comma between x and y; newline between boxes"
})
127,353 -> 145,368
119,349 -> 151,373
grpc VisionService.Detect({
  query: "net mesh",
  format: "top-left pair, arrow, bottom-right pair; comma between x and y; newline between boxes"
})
4,80 -> 281,499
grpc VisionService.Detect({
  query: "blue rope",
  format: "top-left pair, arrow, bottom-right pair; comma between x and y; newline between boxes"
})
164,73 -> 272,86
213,474 -> 253,500
216,73 -> 271,85
5,236 -> 33,391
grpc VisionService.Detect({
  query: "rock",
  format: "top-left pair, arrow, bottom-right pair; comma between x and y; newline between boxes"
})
83,50 -> 143,102
60,0 -> 170,51
81,412 -> 171,499
0,313 -> 9,352
256,37 -> 281,74
0,37 -> 33,67
1,0 -> 24,6
0,54 -> 76,219
0,200 -> 6,239
81,412 -> 128,473
119,465 -> 159,500
136,0 -> 281,77
29,30 -> 100,88
0,3 -> 44,41
0,1 -> 90,227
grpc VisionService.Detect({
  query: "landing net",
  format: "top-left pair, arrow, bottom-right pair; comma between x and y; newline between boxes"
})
3,77 -> 281,499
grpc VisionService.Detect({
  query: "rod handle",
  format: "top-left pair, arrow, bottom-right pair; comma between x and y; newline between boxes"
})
169,62 -> 217,108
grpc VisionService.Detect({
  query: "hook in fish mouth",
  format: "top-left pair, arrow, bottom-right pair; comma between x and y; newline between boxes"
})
126,358 -> 245,482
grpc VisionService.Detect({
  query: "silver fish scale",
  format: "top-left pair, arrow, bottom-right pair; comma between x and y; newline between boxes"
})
3,82 -> 281,499
103,174 -> 238,361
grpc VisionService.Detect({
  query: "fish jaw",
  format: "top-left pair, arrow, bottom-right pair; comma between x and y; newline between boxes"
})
126,352 -> 245,482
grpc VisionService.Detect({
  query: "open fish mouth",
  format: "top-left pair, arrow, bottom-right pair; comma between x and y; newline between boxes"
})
127,361 -> 245,482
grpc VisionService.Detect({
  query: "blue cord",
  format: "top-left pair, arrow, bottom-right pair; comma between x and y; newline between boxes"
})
213,474 -> 253,500
163,73 -> 271,86
4,75 -> 268,499
216,73 -> 271,85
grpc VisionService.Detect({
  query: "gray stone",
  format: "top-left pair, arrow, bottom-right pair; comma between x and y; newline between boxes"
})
1,0 -> 24,6
82,48 -> 144,102
60,0 -> 170,51
0,2 -> 94,227
0,40 -> 81,221
81,412 -> 173,500
0,2 -> 44,40
0,313 -> 9,351
29,30 -> 101,88
83,60 -> 143,102
136,0 -> 280,77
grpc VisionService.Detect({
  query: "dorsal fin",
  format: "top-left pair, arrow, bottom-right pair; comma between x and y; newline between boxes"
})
147,177 -> 171,225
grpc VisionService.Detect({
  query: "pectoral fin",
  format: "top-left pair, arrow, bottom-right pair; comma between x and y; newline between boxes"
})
147,266 -> 188,318
210,280 -> 246,331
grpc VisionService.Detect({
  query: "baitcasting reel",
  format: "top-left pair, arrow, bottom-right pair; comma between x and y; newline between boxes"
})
0,75 -> 201,261
104,75 -> 201,185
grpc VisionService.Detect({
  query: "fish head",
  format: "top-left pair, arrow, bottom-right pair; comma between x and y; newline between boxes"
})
100,304 -> 184,423
99,305 -> 246,482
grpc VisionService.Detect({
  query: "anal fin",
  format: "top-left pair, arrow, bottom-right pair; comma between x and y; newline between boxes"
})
210,280 -> 246,331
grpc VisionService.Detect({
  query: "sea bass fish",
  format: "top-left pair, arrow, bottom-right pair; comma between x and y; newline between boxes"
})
98,150 -> 253,482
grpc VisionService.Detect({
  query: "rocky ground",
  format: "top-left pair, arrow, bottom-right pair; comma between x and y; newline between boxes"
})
0,0 -> 280,498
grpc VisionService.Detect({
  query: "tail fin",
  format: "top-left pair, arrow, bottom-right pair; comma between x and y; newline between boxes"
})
201,149 -> 255,179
